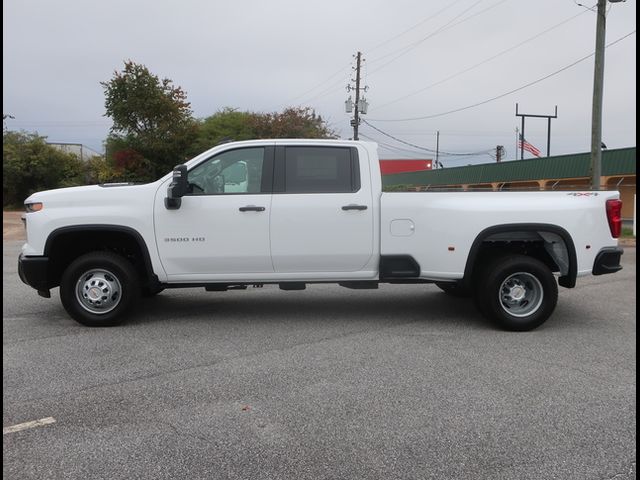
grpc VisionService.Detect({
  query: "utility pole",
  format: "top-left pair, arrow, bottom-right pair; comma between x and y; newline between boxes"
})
353,51 -> 362,141
590,0 -> 607,190
590,0 -> 625,189
345,52 -> 368,140
496,145 -> 504,163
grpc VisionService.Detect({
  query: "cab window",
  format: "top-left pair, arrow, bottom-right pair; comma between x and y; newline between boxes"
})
187,147 -> 264,195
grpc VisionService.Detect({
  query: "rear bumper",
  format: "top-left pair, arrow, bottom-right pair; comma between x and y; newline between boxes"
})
592,247 -> 623,275
18,254 -> 50,292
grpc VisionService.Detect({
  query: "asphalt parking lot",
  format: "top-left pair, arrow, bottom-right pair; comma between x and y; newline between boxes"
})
3,240 -> 636,480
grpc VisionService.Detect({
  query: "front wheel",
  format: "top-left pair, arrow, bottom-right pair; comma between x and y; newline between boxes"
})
60,252 -> 140,327
474,255 -> 558,331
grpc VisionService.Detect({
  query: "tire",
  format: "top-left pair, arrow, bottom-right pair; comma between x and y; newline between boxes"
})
473,255 -> 558,331
60,252 -> 140,327
435,282 -> 471,298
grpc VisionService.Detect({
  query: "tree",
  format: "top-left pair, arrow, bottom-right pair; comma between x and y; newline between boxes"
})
249,107 -> 336,139
188,108 -> 255,156
83,154 -> 119,185
3,114 -> 15,132
3,131 -> 84,207
190,107 -> 336,157
101,61 -> 197,180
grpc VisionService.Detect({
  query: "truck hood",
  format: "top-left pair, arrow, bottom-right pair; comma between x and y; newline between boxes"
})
24,182 -> 161,208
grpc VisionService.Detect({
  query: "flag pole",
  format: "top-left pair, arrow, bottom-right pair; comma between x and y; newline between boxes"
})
520,117 -> 525,159
515,127 -> 519,161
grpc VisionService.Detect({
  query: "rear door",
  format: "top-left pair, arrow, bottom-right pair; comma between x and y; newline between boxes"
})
269,145 -> 374,273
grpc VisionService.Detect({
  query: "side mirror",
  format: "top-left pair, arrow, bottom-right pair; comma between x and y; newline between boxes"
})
165,165 -> 188,210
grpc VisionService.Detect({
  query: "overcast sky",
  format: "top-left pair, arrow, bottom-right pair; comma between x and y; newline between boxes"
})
3,0 -> 636,166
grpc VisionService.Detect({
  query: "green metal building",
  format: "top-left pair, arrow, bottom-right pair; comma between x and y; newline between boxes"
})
382,147 -> 636,220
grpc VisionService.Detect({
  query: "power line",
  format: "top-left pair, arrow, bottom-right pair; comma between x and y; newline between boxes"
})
273,63 -> 352,109
275,1 -> 471,109
359,132 -> 438,159
271,2 -> 478,110
366,128 -> 520,136
362,132 -> 504,168
367,0 -> 510,76
366,0 -> 467,55
574,0 -> 597,12
372,7 -> 592,111
293,2 -> 486,108
368,30 -> 636,122
296,76 -> 349,106
367,0 -> 486,68
11,121 -> 111,127
269,0 -> 509,110
362,119 -> 493,156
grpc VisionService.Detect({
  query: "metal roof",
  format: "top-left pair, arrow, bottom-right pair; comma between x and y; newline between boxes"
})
381,147 -> 636,187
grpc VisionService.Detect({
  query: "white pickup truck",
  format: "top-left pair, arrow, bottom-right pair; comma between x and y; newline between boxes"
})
19,139 -> 624,331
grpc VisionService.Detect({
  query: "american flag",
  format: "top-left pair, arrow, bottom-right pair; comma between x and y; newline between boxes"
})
518,134 -> 541,157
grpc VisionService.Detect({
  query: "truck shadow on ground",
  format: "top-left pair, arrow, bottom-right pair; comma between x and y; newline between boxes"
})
129,287 -> 492,331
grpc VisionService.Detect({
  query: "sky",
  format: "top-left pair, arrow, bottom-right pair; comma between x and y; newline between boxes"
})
3,0 -> 636,167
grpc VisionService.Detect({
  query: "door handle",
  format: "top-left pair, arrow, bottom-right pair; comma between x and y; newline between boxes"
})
341,204 -> 368,211
239,206 -> 266,212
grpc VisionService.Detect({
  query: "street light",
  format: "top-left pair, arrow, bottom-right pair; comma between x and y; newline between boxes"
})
590,0 -> 625,190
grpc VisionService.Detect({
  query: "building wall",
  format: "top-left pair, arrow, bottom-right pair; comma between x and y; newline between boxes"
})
382,148 -> 636,222
605,178 -> 636,219
47,143 -> 102,161
379,159 -> 432,175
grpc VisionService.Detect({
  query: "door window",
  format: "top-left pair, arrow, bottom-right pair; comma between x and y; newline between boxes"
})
282,147 -> 360,193
187,147 -> 265,195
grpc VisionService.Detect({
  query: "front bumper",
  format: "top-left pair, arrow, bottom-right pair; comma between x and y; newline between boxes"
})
592,247 -> 623,275
18,254 -> 50,292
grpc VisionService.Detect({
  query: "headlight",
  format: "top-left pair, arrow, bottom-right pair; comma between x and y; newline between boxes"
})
25,202 -> 44,213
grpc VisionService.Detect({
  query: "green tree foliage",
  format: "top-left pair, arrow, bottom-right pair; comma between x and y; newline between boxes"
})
101,61 -> 198,180
249,107 -> 336,139
83,155 -> 119,184
188,108 -> 255,156
191,107 -> 336,155
3,131 -> 84,207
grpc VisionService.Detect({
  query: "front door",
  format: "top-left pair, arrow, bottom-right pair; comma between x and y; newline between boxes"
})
154,146 -> 274,280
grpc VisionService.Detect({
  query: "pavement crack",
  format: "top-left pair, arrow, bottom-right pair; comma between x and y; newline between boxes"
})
3,331 -> 92,346
605,459 -> 636,479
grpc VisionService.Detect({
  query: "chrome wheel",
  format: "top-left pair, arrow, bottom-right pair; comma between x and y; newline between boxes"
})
498,272 -> 543,318
75,268 -> 122,314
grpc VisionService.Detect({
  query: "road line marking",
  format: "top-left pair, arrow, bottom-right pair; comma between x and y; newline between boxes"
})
3,417 -> 56,435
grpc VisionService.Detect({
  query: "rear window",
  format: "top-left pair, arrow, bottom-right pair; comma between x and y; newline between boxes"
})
284,147 -> 359,193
